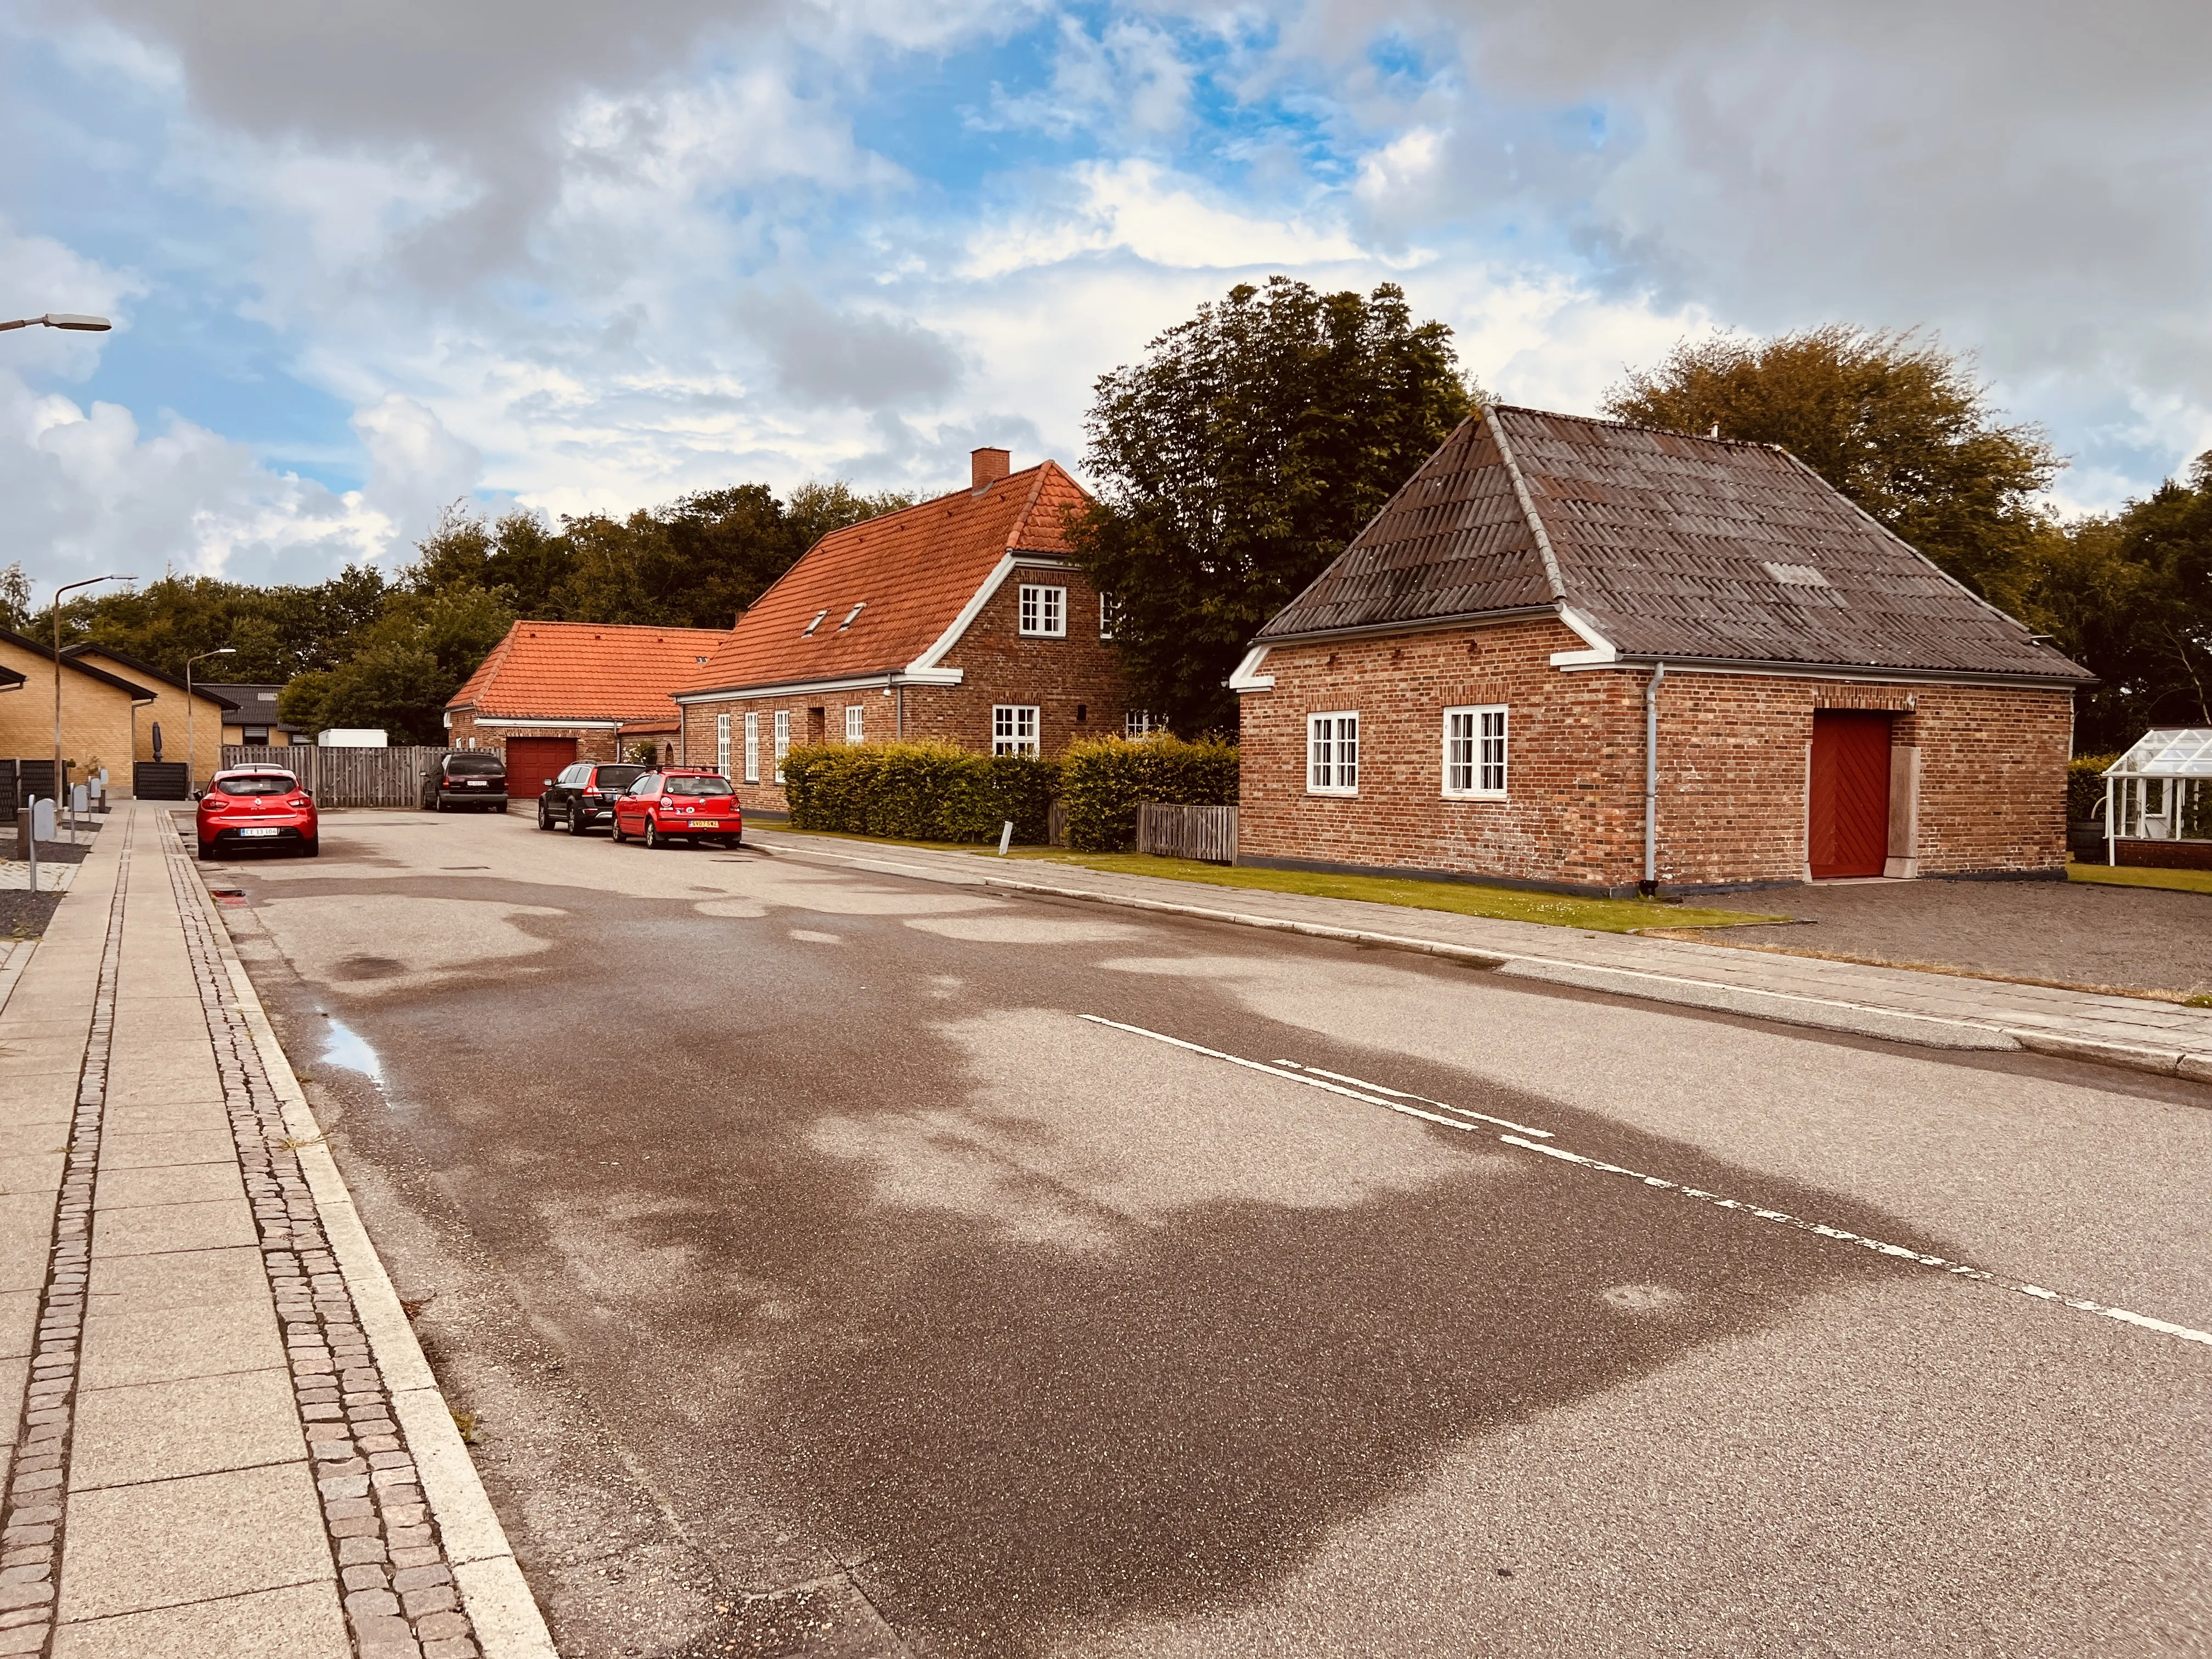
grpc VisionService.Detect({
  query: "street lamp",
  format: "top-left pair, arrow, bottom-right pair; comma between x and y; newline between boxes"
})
51,575 -> 136,836
185,648 -> 235,795
0,314 -> 111,333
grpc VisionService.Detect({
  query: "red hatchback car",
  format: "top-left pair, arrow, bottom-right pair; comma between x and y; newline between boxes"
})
197,767 -> 319,860
610,770 -> 742,849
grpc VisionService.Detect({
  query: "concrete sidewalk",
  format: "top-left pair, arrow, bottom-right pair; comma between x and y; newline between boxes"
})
753,830 -> 2212,1079
0,804 -> 553,1658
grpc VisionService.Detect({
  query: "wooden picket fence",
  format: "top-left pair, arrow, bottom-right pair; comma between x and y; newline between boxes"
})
221,746 -> 453,808
1136,802 -> 1238,864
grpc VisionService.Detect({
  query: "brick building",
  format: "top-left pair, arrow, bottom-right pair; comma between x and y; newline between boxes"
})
675,448 -> 1130,811
64,644 -> 235,783
1231,407 -> 2094,895
0,630 -> 154,796
444,622 -> 731,799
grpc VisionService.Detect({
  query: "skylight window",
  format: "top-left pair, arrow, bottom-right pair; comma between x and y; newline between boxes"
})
838,603 -> 865,630
803,610 -> 828,636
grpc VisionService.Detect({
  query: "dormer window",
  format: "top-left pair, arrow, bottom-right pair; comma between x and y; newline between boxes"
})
803,610 -> 828,637
838,603 -> 865,631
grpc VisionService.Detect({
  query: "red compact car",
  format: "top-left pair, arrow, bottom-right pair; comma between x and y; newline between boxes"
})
197,767 -> 319,860
610,770 -> 741,849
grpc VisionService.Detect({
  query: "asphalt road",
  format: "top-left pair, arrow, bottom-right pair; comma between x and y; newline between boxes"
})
200,808 -> 2212,1658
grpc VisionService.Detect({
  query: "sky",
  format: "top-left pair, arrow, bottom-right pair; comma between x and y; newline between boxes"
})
4,0 -> 2209,595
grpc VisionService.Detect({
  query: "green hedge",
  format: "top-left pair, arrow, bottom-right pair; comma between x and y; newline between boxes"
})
1059,732 -> 1239,852
781,741 -> 1057,844
2068,754 -> 2117,821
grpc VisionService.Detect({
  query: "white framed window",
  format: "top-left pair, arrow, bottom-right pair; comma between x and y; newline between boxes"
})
1307,712 -> 1359,795
773,709 -> 790,782
715,712 -> 731,778
1018,584 -> 1066,637
1124,710 -> 1163,737
993,705 -> 1040,756
743,713 -> 760,783
1099,592 -> 1121,639
1443,706 -> 1508,798
845,704 -> 864,744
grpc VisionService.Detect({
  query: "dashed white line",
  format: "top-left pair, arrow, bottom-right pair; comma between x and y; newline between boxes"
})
1270,1058 -> 1553,1138
1497,1133 -> 2212,1348
1079,1015 -> 1486,1134
1083,1013 -> 2212,1352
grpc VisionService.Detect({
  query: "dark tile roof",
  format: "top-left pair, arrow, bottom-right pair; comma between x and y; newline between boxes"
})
1255,406 -> 2091,683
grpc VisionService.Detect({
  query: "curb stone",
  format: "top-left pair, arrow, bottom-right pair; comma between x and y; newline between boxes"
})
757,834 -> 2212,1081
176,822 -> 559,1659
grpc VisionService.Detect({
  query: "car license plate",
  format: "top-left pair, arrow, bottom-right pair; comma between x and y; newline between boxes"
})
239,827 -> 281,838
692,820 -> 720,828
465,780 -> 487,787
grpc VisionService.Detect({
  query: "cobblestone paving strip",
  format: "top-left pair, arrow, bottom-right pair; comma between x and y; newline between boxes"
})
0,817 -> 131,1656
158,821 -> 486,1659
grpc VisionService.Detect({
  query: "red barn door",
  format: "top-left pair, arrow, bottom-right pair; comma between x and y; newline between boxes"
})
1808,712 -> 1893,878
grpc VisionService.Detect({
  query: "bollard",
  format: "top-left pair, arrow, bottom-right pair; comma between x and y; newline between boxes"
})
997,820 -> 1014,857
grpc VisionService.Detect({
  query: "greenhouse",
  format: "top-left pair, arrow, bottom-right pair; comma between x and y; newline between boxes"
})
2101,729 -> 2212,868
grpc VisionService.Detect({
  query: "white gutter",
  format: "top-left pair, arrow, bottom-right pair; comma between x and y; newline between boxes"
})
1549,605 -> 1618,667
675,668 -> 961,706
1643,662 -> 1666,895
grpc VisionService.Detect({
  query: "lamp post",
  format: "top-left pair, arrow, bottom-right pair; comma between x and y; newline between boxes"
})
0,314 -> 111,334
51,575 -> 136,838
184,649 -> 236,796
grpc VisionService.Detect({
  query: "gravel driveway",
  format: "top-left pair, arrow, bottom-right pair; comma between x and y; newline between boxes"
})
1680,875 -> 2212,1000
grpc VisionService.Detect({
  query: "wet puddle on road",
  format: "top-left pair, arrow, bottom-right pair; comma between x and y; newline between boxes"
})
319,1014 -> 385,1086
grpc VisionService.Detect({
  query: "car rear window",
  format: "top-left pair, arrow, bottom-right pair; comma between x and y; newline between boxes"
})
215,776 -> 296,796
592,766 -> 645,791
445,754 -> 505,775
664,776 -> 734,796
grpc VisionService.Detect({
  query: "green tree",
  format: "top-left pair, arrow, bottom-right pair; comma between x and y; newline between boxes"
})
1067,276 -> 1475,732
1601,325 -> 2063,603
406,505 -> 575,616
0,563 -> 32,633
278,587 -> 514,742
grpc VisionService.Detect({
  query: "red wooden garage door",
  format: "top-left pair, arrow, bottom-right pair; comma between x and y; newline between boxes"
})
1808,712 -> 1893,878
503,736 -> 577,798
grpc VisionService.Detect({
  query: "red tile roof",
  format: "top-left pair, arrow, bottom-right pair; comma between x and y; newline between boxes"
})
448,622 -> 731,722
684,461 -> 1092,695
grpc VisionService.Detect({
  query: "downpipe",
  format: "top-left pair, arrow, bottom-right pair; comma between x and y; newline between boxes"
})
1639,662 -> 1666,898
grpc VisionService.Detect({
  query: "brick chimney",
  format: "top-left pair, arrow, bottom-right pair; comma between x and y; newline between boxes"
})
971,447 -> 1011,490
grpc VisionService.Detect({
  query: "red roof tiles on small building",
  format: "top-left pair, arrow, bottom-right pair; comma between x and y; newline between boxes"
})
684,461 -> 1092,696
447,622 -> 731,725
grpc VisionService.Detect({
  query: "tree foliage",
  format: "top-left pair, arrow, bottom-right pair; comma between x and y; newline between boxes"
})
1068,277 -> 1475,733
1602,325 -> 2062,602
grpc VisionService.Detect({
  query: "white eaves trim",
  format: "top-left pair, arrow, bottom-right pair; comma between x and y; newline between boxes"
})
1549,606 -> 1619,667
469,717 -> 627,731
1228,646 -> 1276,693
675,668 -> 964,706
907,553 -> 1077,673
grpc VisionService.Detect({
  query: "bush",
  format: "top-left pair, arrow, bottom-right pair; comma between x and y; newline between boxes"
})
781,741 -> 1057,844
1059,732 -> 1239,852
2068,754 -> 2117,821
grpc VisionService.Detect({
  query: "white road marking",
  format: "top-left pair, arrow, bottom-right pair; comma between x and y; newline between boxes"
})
1079,1015 -> 1486,1133
1084,1014 -> 2212,1353
1270,1059 -> 1552,1138
1498,1134 -> 2212,1350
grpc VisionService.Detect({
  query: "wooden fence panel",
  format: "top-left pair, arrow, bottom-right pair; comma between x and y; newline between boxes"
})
1136,802 -> 1237,864
221,746 -> 453,808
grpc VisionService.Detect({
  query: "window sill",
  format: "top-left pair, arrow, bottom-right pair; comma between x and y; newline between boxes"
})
1442,792 -> 1509,802
1306,788 -> 1360,798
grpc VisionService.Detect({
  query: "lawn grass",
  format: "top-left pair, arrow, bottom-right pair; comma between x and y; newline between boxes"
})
986,848 -> 1786,933
2067,861 -> 2212,896
764,823 -> 1784,931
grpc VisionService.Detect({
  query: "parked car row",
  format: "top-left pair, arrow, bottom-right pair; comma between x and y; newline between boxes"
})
531,762 -> 742,848
191,757 -> 744,861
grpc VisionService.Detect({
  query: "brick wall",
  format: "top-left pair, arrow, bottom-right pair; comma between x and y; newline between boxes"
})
0,641 -> 140,797
679,561 -> 1130,814
1237,618 -> 2073,891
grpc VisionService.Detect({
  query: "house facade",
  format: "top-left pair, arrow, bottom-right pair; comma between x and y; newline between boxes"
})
200,683 -> 306,748
444,622 -> 731,797
64,645 -> 235,783
0,631 -> 155,797
675,449 -> 1130,811
1232,407 -> 2092,895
